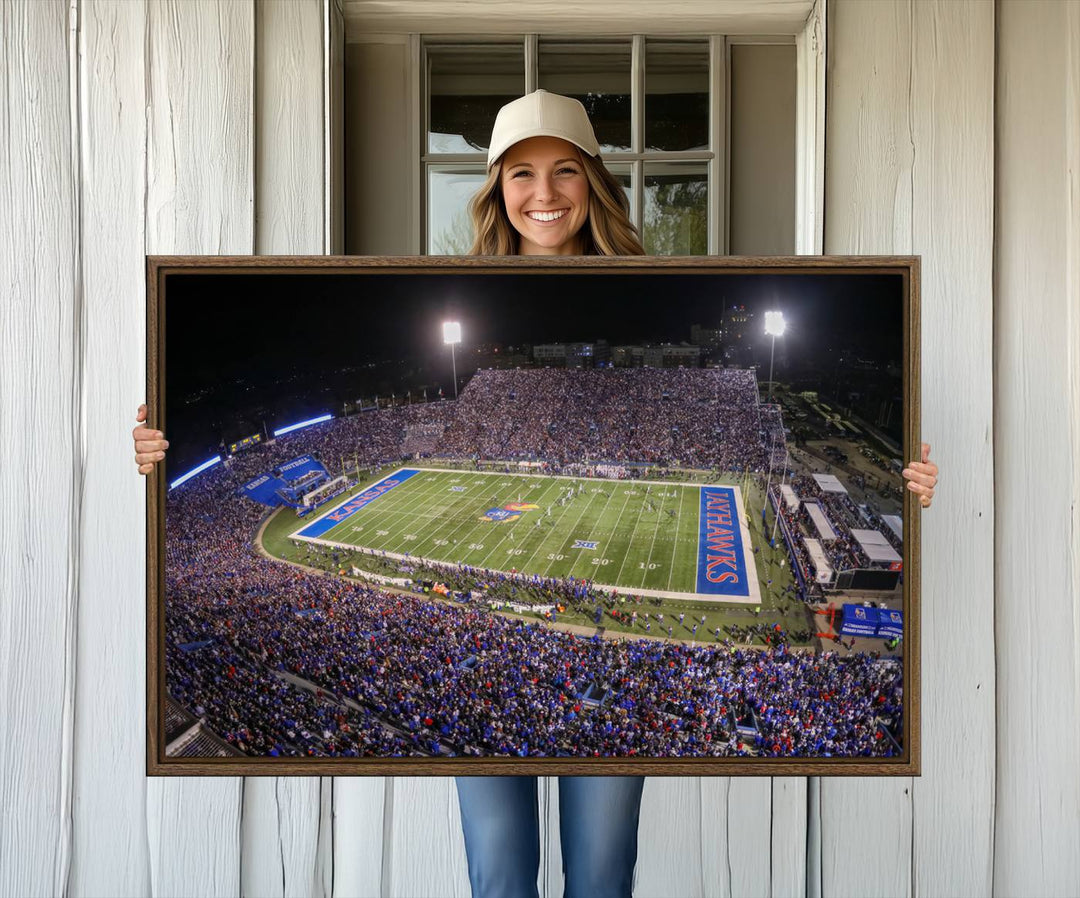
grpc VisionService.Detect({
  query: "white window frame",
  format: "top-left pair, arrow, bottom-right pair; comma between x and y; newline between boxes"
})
420,34 -> 724,255
397,0 -> 825,256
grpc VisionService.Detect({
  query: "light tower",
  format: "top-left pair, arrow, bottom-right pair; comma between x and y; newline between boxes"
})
443,321 -> 462,398
764,310 -> 785,402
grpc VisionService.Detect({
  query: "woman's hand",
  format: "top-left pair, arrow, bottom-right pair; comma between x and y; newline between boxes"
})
133,403 -> 168,475
902,442 -> 938,508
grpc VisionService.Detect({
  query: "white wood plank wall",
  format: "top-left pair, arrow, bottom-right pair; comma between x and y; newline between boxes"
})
246,4 -> 333,898
72,2 -> 150,895
142,0 -> 253,894
994,1 -> 1080,894
824,3 -> 996,897
0,2 -> 1076,897
0,2 -> 78,896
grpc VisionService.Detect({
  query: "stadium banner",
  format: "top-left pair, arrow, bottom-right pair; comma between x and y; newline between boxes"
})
876,608 -> 904,638
240,473 -> 288,507
839,603 -> 881,637
276,454 -> 327,483
297,469 -> 421,538
696,486 -> 750,597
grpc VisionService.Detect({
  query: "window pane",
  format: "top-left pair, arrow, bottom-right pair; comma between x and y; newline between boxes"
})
643,163 -> 707,255
604,163 -> 634,222
729,44 -> 796,254
538,40 -> 632,153
645,40 -> 709,152
427,44 -> 524,154
428,167 -> 487,254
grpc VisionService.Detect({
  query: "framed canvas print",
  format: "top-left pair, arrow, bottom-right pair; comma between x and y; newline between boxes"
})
146,256 -> 920,776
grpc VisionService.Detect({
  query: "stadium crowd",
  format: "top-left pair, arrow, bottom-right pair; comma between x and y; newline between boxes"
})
168,473 -> 901,758
438,368 -> 769,471
164,368 -> 903,758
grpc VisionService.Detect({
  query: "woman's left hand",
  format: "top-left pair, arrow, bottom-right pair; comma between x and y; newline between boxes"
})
902,442 -> 938,508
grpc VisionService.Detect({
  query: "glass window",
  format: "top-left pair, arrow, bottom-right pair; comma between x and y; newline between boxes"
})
428,167 -> 488,255
605,163 -> 634,213
427,44 -> 525,154
538,40 -> 632,153
644,40 -> 709,152
643,163 -> 708,255
417,35 -> 783,256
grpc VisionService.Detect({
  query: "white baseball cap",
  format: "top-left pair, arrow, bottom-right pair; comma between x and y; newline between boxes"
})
486,90 -> 601,169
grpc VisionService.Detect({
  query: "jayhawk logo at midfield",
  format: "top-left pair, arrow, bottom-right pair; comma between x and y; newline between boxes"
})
481,503 -> 540,522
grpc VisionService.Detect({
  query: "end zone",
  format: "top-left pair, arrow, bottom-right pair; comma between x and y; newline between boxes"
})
694,484 -> 762,606
295,468 -> 420,539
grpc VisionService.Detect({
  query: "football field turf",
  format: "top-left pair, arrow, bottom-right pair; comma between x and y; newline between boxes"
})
292,468 -> 761,603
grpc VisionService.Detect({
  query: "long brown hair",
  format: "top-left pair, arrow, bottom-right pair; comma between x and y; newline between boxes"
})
468,150 -> 645,256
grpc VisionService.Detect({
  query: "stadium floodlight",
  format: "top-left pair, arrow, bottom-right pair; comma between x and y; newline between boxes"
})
443,320 -> 462,398
764,310 -> 785,402
169,455 -> 222,491
764,310 -> 786,337
274,413 -> 333,437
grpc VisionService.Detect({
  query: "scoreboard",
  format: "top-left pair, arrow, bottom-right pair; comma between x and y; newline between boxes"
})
229,432 -> 263,455
834,568 -> 901,591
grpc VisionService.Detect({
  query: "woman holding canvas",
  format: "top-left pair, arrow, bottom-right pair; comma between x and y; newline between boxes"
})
132,90 -> 939,898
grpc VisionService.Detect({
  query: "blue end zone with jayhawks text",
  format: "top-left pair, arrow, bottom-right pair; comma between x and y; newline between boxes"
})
297,469 -> 420,538
696,486 -> 750,596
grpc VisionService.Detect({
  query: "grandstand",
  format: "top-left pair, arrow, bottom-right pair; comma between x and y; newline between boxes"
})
164,697 -> 243,758
163,366 -> 904,759
768,472 -> 904,597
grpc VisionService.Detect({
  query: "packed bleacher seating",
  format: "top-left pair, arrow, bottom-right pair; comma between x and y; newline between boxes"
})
437,368 -> 767,471
164,367 -> 903,758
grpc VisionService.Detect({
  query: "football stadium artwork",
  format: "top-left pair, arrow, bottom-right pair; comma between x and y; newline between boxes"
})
146,256 -> 921,776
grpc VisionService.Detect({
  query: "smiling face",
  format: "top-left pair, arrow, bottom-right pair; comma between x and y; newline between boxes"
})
499,136 -> 591,255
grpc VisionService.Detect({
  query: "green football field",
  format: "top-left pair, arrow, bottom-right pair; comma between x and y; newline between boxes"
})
292,467 -> 748,599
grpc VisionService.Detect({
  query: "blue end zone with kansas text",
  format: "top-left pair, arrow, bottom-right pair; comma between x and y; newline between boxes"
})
696,486 -> 750,596
297,469 -> 420,538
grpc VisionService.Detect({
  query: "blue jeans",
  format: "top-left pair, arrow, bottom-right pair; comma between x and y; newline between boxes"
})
455,776 -> 646,898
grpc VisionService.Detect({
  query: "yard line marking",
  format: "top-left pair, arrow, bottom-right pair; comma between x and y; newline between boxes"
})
314,468 -> 436,538
413,473 -> 510,556
442,474 -> 539,564
344,470 -> 445,552
402,468 -> 555,570
401,465 -> 707,490
564,479 -> 626,582
413,469 -> 507,555
612,484 -> 653,587
302,468 -> 420,542
478,477 -> 566,571
517,481 -> 596,577
638,483 -> 673,589
665,485 -> 690,592
374,469 -> 501,556
302,468 -> 753,602
293,468 -> 486,557
355,470 -> 477,555
539,483 -> 605,579
377,471 -> 458,555
522,482 -> 614,575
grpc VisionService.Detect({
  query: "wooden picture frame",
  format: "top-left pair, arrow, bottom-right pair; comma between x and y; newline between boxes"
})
147,255 -> 920,777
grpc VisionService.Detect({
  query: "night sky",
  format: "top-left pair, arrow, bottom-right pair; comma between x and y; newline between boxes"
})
163,270 -> 904,475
